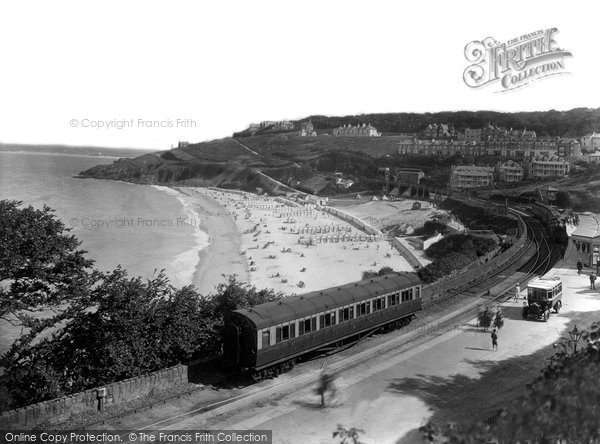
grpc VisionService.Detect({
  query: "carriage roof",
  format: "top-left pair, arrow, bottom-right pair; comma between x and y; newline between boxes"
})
235,272 -> 421,329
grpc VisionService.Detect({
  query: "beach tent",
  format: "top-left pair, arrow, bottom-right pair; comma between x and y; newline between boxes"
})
355,194 -> 362,199
371,196 -> 379,201
381,195 -> 389,201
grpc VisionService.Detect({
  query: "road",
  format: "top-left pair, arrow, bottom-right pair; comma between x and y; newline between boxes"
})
119,242 -> 600,444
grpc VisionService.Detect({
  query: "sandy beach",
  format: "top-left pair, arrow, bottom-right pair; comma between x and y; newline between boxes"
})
176,187 -> 248,296
191,188 -> 415,295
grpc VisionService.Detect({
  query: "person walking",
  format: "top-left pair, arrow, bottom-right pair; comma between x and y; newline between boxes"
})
513,283 -> 521,303
590,272 -> 597,290
316,371 -> 336,407
491,329 -> 498,351
577,258 -> 583,275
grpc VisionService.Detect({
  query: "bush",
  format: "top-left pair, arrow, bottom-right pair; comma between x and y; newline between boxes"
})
425,233 -> 497,259
362,266 -> 396,280
417,251 -> 477,283
478,307 -> 493,330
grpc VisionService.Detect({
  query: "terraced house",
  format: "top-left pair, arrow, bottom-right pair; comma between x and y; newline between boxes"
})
333,123 -> 381,137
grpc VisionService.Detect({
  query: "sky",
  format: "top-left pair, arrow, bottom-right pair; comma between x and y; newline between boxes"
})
0,0 -> 599,150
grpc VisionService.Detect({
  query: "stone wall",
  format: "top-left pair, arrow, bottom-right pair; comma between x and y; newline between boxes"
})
0,364 -> 188,429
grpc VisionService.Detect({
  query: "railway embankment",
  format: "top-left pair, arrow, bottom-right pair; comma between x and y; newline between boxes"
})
421,212 -> 527,308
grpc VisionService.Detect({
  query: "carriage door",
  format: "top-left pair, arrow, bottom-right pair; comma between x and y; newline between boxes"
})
224,324 -> 240,365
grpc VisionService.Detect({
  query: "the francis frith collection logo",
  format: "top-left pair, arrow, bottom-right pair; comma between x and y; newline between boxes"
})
463,28 -> 572,92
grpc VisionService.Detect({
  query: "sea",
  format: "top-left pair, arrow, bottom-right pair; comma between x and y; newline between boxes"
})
0,150 -> 209,288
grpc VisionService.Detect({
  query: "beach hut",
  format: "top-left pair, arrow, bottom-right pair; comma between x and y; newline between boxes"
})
412,201 -> 422,210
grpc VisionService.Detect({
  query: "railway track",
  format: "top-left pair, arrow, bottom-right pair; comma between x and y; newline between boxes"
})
98,210 -> 562,432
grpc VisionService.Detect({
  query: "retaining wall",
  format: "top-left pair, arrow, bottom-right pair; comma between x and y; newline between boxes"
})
319,206 -> 383,236
0,364 -> 188,429
421,213 -> 527,308
391,238 -> 426,269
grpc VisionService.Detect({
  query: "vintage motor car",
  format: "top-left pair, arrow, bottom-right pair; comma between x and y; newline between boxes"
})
522,277 -> 563,322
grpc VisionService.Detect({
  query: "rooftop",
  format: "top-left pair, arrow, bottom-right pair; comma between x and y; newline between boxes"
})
571,213 -> 600,239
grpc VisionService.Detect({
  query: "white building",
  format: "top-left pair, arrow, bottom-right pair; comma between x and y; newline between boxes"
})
333,123 -> 381,137
524,156 -> 570,178
449,165 -> 494,189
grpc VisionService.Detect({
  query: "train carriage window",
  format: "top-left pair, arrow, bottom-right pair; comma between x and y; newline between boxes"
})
349,306 -> 354,319
408,288 -> 413,300
282,325 -> 290,341
366,300 -> 371,314
262,330 -> 270,348
299,320 -> 305,335
415,286 -> 420,299
300,318 -> 314,335
357,302 -> 366,317
290,323 -> 296,338
340,307 -> 350,322
321,312 -> 334,327
320,314 -> 325,327
276,327 -> 282,343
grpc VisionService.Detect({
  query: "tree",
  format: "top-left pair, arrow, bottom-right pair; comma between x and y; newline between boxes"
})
0,200 -> 98,407
554,190 -> 571,208
0,200 -> 95,327
478,307 -> 493,330
209,275 -> 283,320
1,267 -> 222,407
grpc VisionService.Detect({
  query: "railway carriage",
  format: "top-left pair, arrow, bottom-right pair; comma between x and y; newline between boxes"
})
224,273 -> 422,380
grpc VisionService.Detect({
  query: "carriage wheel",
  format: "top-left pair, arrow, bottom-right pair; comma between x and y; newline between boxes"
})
251,372 -> 263,383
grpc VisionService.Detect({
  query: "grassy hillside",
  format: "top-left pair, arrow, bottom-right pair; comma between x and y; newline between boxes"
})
79,108 -> 600,205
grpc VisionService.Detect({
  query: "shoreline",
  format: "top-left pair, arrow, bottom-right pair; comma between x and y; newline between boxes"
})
177,187 -> 248,296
